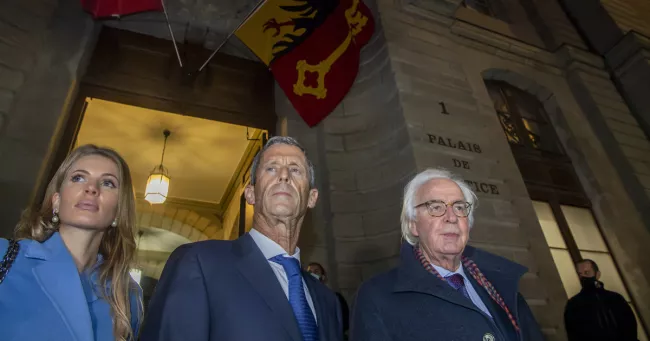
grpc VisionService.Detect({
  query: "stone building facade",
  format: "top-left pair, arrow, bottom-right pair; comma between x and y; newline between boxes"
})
1,0 -> 649,340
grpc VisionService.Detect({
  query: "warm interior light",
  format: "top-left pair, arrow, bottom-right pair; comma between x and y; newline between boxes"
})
129,268 -> 142,284
144,173 -> 170,204
145,129 -> 172,204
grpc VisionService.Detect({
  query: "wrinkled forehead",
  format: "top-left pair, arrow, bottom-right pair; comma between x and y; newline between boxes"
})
261,144 -> 308,165
417,178 -> 464,202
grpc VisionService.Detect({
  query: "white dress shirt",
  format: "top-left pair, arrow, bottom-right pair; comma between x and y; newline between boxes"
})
249,228 -> 318,323
432,263 -> 493,318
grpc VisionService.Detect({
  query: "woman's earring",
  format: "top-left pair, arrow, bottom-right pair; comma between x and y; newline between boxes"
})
51,209 -> 60,224
111,220 -> 118,228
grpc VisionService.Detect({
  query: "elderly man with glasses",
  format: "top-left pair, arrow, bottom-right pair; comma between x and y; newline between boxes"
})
351,168 -> 545,341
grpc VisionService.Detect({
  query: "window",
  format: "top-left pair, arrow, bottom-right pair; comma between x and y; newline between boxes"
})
486,81 -> 562,154
485,79 -> 648,340
532,202 -> 648,341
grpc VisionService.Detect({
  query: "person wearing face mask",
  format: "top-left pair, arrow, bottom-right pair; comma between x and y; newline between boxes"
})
0,145 -> 143,341
306,262 -> 350,338
140,136 -> 343,341
564,259 -> 638,341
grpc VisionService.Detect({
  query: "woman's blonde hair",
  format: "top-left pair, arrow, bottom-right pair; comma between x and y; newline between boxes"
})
15,144 -> 143,341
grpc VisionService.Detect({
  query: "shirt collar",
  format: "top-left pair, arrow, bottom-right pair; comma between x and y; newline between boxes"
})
431,262 -> 467,279
249,228 -> 301,263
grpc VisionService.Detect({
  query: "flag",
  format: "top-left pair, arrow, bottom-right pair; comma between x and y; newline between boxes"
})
81,0 -> 163,19
236,0 -> 375,127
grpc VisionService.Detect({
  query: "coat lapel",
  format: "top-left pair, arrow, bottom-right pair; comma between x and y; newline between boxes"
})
233,234 -> 302,341
25,233 -> 94,341
464,246 -> 526,325
303,272 -> 330,340
393,243 -> 480,313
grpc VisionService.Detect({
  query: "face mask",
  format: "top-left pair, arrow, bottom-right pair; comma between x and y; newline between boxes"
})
579,276 -> 598,289
309,272 -> 322,281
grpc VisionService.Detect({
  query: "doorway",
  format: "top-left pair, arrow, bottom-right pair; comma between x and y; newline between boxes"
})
47,26 -> 276,308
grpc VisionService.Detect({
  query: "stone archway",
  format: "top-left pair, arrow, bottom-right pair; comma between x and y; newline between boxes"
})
134,199 -> 224,279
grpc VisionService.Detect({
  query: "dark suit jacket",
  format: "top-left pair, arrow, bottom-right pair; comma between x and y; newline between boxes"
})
140,233 -> 343,341
351,243 -> 545,341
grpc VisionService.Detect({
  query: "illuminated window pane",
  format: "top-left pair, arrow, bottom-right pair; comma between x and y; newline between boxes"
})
550,249 -> 582,299
532,201 -> 567,248
579,251 -> 630,301
498,111 -> 521,144
561,205 -> 608,252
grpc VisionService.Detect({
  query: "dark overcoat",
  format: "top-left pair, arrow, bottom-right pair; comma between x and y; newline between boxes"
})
351,243 -> 546,341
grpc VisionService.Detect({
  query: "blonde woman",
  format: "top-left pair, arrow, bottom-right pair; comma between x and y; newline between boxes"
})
0,145 -> 143,341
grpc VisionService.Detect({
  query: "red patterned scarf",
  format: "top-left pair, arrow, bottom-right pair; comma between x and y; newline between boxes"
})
414,246 -> 520,332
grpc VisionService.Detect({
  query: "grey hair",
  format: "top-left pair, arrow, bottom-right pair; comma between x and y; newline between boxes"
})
250,136 -> 316,188
400,168 -> 478,245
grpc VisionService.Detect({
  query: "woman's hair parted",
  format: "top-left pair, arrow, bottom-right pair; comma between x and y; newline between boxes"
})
14,144 -> 143,341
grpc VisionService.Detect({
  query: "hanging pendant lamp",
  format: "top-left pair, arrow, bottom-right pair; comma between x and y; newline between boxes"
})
145,130 -> 171,204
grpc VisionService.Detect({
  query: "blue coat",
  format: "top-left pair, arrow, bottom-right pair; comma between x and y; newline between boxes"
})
351,243 -> 546,341
0,233 -> 141,341
140,233 -> 343,341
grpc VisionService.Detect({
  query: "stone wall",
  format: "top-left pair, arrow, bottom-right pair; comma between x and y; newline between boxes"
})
0,0 -> 98,237
276,0 -> 415,299
521,0 -> 586,50
601,0 -> 650,38
274,1 -> 650,340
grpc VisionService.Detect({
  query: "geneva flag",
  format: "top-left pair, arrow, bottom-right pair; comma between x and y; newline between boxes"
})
236,0 -> 375,127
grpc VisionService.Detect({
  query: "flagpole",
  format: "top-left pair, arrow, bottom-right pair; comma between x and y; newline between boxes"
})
196,0 -> 268,73
161,0 -> 183,68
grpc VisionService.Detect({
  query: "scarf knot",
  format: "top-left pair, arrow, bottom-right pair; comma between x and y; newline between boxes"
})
414,246 -> 520,332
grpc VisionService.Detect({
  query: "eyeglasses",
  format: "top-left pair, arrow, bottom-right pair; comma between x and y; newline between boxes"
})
414,200 -> 471,218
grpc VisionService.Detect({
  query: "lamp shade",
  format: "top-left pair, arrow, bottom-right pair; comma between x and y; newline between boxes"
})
144,172 -> 170,204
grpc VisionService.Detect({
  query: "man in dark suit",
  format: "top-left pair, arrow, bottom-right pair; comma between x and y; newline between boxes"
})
140,136 -> 343,341
351,168 -> 545,341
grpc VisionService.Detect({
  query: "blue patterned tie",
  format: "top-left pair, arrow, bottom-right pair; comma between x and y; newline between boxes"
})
445,273 -> 471,299
270,255 -> 319,341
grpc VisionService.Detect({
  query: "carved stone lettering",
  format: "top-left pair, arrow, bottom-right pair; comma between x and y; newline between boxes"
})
452,159 -> 470,169
426,134 -> 482,154
439,101 -> 450,115
465,180 -> 500,195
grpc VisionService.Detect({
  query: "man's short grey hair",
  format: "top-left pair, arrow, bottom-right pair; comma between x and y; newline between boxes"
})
250,136 -> 316,188
401,168 -> 478,245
